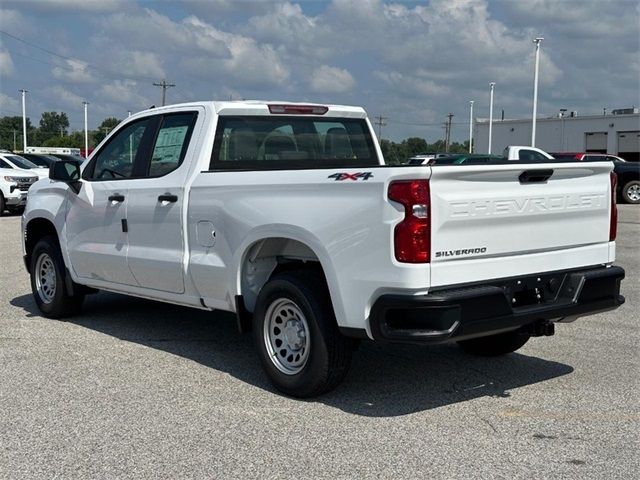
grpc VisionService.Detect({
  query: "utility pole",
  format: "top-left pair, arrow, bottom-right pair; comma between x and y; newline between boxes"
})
445,113 -> 454,152
19,89 -> 27,152
531,37 -> 544,147
83,101 -> 89,158
153,79 -> 175,106
374,115 -> 387,140
468,101 -> 474,153
60,126 -> 64,137
488,82 -> 495,154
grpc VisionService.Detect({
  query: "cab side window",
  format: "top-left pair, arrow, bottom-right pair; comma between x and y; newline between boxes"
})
0,159 -> 9,168
86,119 -> 150,180
148,113 -> 196,177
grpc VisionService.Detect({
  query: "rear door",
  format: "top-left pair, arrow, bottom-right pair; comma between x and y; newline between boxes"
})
125,110 -> 200,294
428,162 -> 613,287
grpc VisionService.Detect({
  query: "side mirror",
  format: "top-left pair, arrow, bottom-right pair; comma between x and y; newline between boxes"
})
50,160 -> 81,193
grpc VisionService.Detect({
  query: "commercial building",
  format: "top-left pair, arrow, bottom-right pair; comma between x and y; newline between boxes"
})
474,109 -> 640,161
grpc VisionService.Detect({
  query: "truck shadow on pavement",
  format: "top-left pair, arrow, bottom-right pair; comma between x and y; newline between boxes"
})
11,291 -> 574,417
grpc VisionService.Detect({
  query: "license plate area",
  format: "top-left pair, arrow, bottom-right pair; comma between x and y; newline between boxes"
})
503,272 -> 567,309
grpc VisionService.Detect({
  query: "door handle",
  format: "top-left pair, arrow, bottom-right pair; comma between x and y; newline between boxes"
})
158,194 -> 178,203
519,169 -> 554,184
108,194 -> 125,203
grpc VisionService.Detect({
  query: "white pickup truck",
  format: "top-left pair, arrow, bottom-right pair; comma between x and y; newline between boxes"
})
22,101 -> 625,397
503,145 -> 555,161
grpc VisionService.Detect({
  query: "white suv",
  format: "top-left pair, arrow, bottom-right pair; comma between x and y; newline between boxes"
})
0,158 -> 38,215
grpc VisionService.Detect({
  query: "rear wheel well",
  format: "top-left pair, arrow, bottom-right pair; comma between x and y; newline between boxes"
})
25,218 -> 59,273
239,238 -> 328,315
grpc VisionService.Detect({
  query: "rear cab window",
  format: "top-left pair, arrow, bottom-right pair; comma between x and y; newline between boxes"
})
210,116 -> 378,170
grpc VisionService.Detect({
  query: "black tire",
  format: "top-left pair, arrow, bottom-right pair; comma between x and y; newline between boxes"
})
252,270 -> 353,398
621,180 -> 640,204
457,330 -> 530,356
30,235 -> 84,319
7,206 -> 24,215
0,193 -> 5,216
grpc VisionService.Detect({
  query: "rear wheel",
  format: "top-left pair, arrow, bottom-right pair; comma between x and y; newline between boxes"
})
457,330 -> 530,356
30,235 -> 84,318
622,180 -> 640,204
252,270 -> 353,398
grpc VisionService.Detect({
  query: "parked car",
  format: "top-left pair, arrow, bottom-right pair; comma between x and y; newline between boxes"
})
427,154 -> 504,165
406,153 -> 450,165
22,101 -> 625,397
19,153 -> 62,169
48,154 -> 86,165
0,153 -> 49,179
0,160 -> 38,215
550,153 -> 639,204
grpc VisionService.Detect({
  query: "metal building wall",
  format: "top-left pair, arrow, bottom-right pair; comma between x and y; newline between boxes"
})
474,114 -> 640,160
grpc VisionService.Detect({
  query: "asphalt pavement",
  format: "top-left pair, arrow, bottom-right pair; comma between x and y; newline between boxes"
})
0,206 -> 638,479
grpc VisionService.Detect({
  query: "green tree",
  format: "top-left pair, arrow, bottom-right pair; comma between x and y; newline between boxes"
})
93,117 -> 121,145
36,111 -> 70,145
42,131 -> 85,148
0,116 -> 35,151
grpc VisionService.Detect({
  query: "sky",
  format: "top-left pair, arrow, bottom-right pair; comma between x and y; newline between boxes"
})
0,0 -> 638,142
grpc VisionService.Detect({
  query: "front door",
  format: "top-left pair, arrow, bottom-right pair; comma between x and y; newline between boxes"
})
66,117 -> 154,286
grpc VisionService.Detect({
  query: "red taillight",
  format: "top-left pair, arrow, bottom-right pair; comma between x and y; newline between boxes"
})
610,171 -> 617,241
388,180 -> 430,263
268,104 -> 328,115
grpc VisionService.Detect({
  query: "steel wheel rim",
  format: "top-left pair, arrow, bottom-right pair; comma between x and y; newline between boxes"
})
263,298 -> 310,375
35,253 -> 56,304
627,184 -> 640,202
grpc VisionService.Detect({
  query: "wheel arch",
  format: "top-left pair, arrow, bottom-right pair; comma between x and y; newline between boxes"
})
24,217 -> 60,274
235,231 -> 344,331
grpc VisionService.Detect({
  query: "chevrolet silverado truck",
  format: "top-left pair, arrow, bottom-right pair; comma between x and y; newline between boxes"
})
22,101 -> 625,397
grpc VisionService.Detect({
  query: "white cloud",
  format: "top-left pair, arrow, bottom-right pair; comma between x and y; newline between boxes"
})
0,93 -> 20,115
310,65 -> 356,94
52,59 -> 93,84
46,85 -> 85,110
98,9 -> 230,57
181,16 -> 290,88
0,50 -> 15,76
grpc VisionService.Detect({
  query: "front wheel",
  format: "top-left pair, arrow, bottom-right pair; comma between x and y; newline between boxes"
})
457,330 -> 530,356
252,270 -> 353,398
622,180 -> 640,204
30,235 -> 84,318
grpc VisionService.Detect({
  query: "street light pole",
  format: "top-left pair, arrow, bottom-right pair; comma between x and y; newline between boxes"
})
83,101 -> 89,157
531,37 -> 544,147
19,89 -> 28,152
469,100 -> 474,153
488,83 -> 495,154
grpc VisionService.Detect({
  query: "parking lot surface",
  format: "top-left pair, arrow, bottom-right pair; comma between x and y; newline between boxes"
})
0,206 -> 638,479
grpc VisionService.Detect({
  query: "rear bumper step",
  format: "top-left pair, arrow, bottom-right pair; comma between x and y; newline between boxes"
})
370,265 -> 625,344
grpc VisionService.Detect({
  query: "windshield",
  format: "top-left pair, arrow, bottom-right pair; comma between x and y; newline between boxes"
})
6,155 -> 39,169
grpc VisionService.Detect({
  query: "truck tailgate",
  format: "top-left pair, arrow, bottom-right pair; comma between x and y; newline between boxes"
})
429,162 -> 614,287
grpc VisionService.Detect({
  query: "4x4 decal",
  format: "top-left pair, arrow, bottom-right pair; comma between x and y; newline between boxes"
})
328,172 -> 374,181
